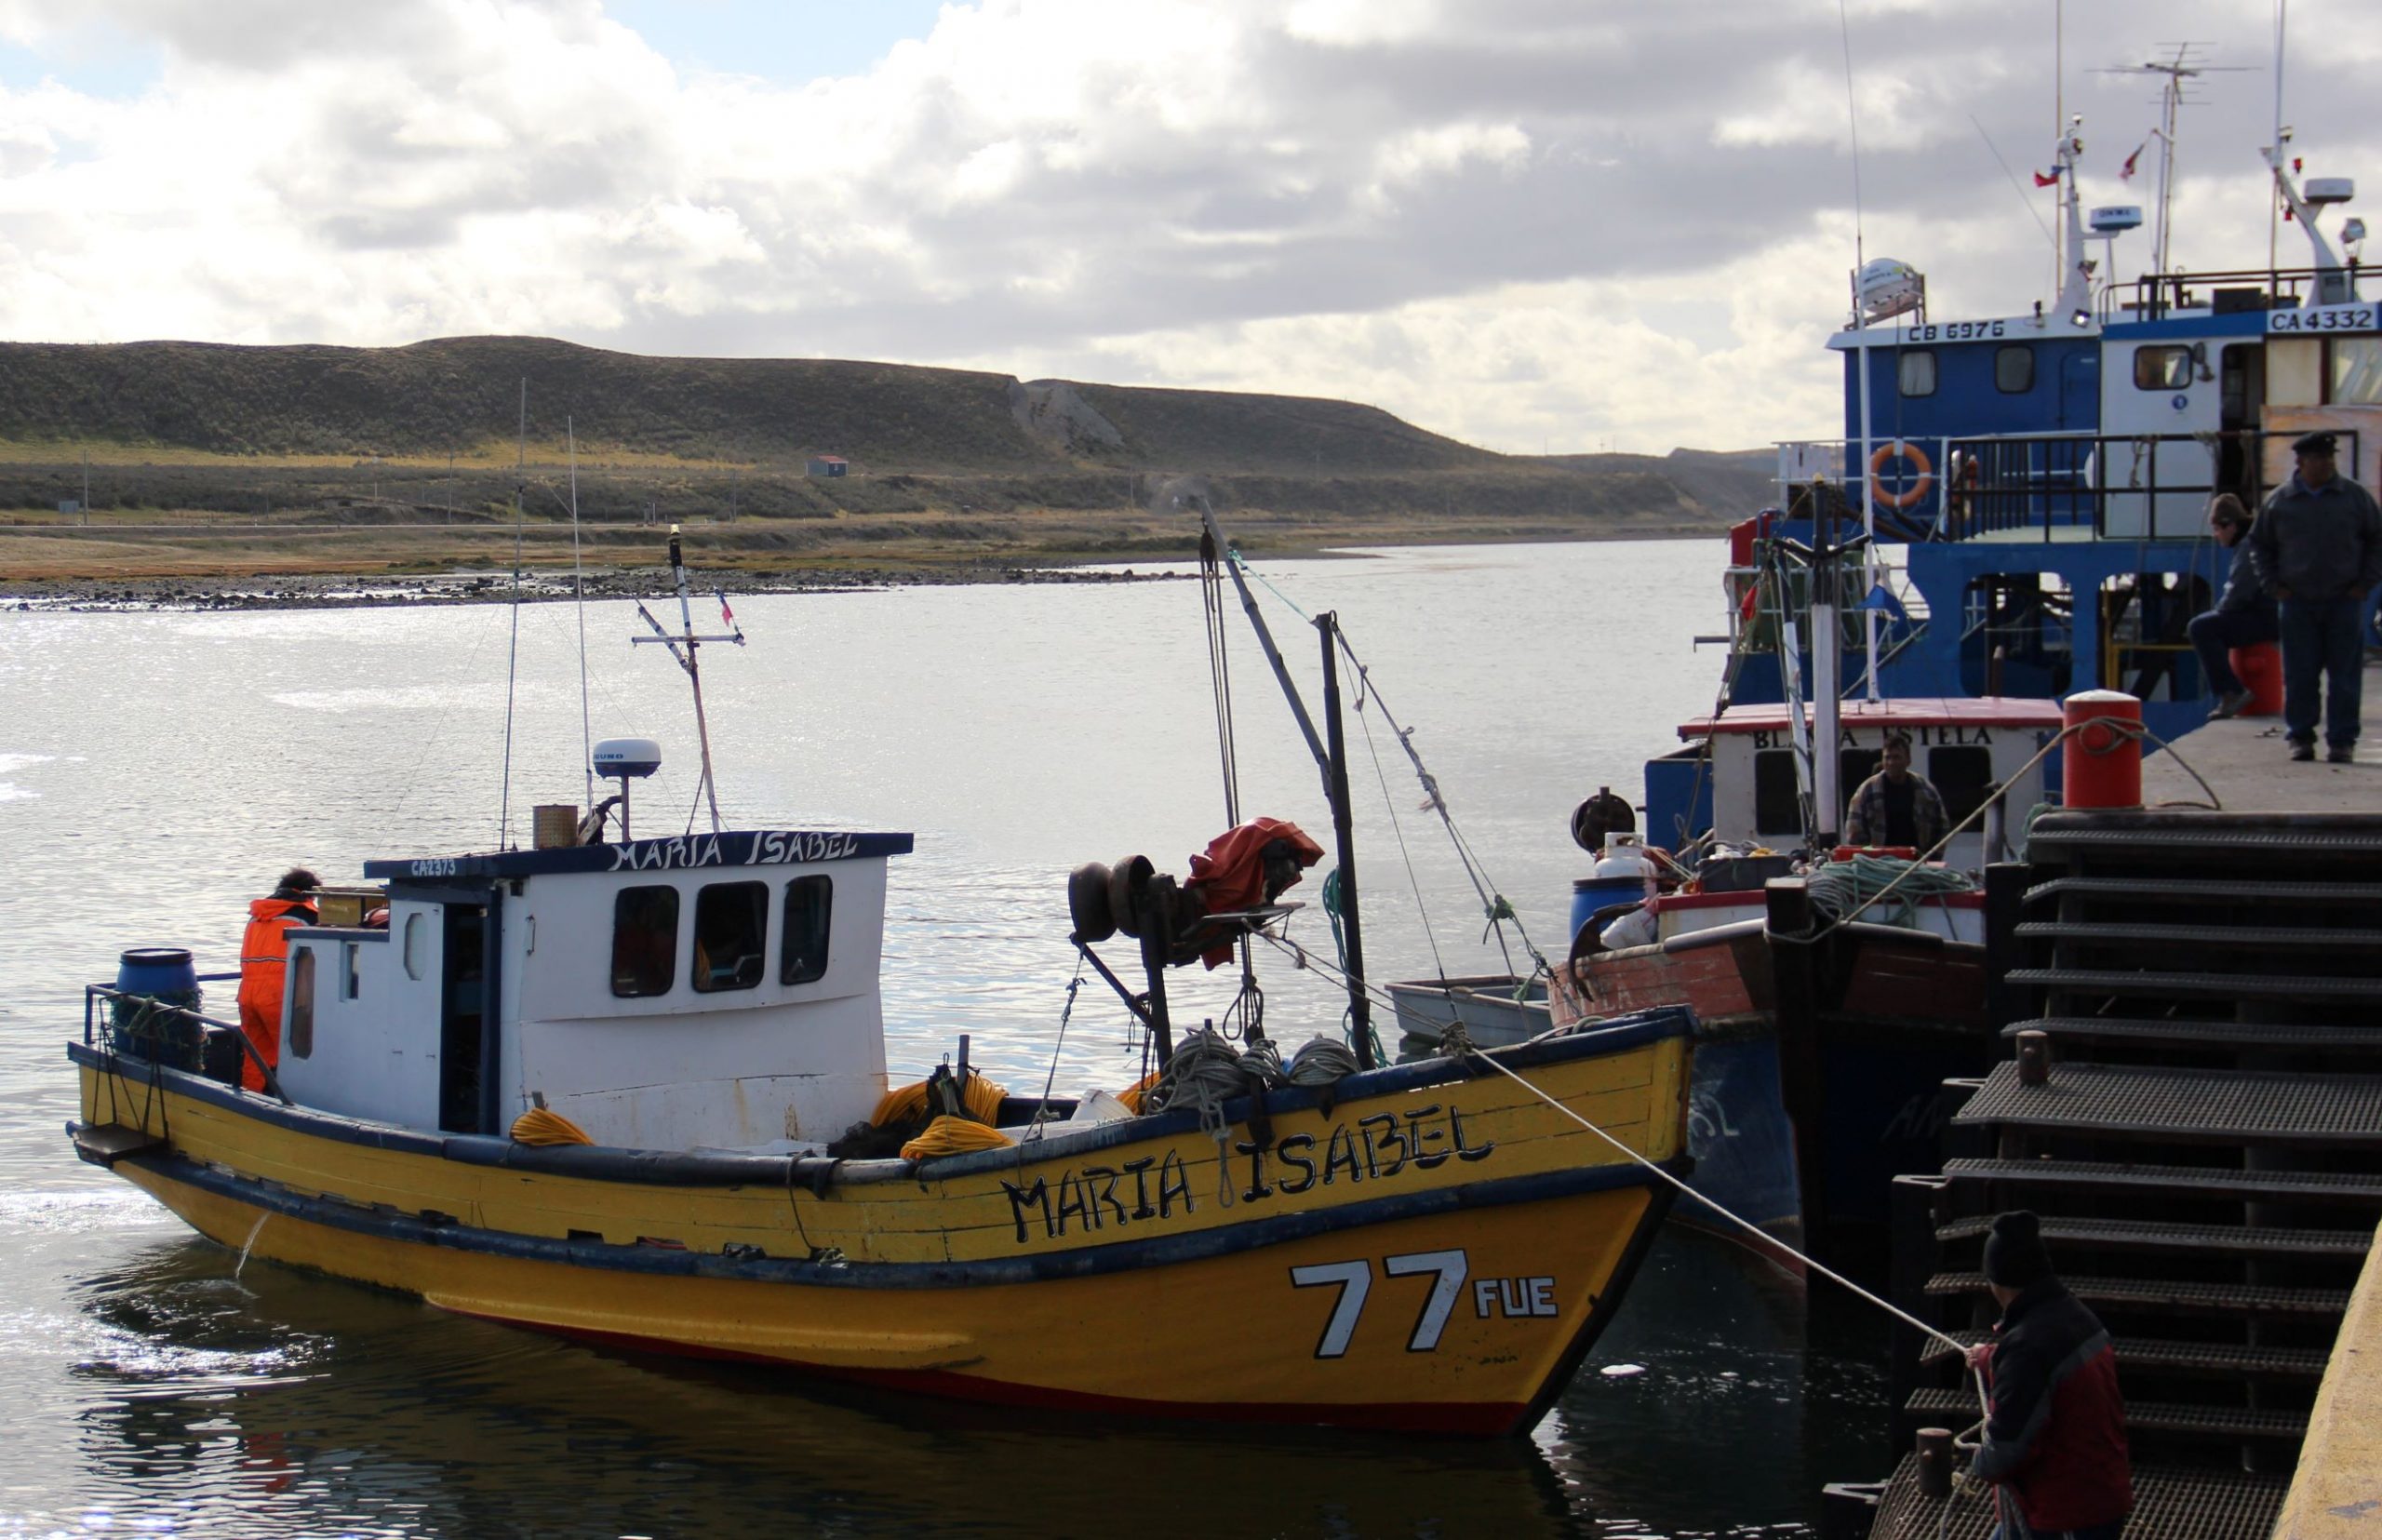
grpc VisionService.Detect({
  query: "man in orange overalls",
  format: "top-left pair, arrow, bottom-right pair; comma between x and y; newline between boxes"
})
237,868 -> 320,1091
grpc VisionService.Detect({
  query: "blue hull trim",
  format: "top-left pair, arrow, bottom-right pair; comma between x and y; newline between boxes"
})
71,1005 -> 1696,1186
91,1130 -> 1686,1292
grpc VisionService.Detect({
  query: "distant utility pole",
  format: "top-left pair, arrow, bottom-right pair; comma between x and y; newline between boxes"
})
81,450 -> 89,525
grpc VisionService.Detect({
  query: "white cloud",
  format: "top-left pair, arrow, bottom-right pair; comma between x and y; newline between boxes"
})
0,0 -> 2371,452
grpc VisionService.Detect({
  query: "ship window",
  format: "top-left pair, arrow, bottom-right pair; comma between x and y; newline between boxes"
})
2329,336 -> 2382,405
2134,345 -> 2192,390
1994,345 -> 2035,394
692,881 -> 769,994
402,912 -> 428,980
1928,745 -> 1994,833
781,876 -> 834,985
288,948 -> 315,1059
1897,350 -> 1936,397
341,941 -> 361,1001
609,886 -> 679,998
1752,748 -> 1801,837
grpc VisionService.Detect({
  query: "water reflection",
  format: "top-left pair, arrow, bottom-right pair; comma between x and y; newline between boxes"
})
71,1239 -> 1584,1537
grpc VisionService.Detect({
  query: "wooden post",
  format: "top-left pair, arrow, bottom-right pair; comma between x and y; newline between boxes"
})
1318,613 -> 1375,1069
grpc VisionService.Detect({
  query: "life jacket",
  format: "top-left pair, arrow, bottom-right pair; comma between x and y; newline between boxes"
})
236,896 -> 318,1016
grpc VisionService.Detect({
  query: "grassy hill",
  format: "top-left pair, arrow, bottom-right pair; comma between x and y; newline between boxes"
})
0,336 -> 1775,581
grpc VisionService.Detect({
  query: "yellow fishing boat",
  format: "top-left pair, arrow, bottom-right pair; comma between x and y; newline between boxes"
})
68,528 -> 1693,1434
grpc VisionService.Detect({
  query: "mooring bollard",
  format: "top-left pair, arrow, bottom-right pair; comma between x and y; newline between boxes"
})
2017,1028 -> 2051,1086
1916,1426 -> 1955,1499
2062,690 -> 2143,809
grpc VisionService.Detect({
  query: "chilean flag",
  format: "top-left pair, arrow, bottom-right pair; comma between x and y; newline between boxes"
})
2033,167 -> 2062,188
2121,141 -> 2147,181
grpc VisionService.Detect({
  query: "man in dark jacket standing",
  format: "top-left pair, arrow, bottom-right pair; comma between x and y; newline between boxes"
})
1961,1211 -> 2132,1539
2250,432 -> 2382,762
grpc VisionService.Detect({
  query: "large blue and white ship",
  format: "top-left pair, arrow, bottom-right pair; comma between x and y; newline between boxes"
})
1647,119 -> 2375,848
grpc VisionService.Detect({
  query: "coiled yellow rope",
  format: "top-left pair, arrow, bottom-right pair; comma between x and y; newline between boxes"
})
510,1106 -> 595,1146
900,1115 -> 1014,1159
872,1071 -> 1007,1127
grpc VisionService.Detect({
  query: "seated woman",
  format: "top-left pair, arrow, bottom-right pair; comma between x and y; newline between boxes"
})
2187,493 -> 2278,719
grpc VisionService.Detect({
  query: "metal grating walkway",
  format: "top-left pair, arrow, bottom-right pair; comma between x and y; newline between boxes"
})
1939,1156 -> 2382,1205
2014,919 -> 2382,949
2004,966 -> 2382,1003
2025,875 -> 2382,906
1926,1271 -> 2352,1317
1953,1060 -> 2382,1145
1920,1331 -> 2333,1379
2001,1016 -> 2382,1052
1865,1453 -> 2286,1540
1934,1212 -> 2377,1258
1905,1387 -> 2309,1440
2025,824 -> 2382,860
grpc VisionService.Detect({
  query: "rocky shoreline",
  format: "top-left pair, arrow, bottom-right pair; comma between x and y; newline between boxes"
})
0,562 -> 1193,612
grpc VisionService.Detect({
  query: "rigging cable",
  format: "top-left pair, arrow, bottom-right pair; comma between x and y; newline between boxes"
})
569,417 -> 594,810
1199,528 -> 1265,1015
498,376 -> 528,849
1221,543 -> 1547,982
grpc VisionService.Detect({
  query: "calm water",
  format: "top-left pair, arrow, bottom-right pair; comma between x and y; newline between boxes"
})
0,539 -> 1890,1537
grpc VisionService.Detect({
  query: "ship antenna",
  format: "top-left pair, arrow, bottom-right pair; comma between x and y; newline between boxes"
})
2270,0 -> 2288,273
1835,0 -> 1866,291
499,375 -> 528,849
569,416 -> 593,810
632,526 -> 745,835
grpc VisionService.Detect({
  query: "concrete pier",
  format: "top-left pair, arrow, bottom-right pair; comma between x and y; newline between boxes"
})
2276,1218 -> 2382,1535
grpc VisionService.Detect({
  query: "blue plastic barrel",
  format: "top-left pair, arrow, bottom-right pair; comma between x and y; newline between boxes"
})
116,947 -> 198,998
1570,877 -> 1649,944
114,947 -> 203,1068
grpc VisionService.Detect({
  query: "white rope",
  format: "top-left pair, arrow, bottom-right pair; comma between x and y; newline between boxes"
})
1787,715 -> 2218,949
1461,1037 -> 1991,1425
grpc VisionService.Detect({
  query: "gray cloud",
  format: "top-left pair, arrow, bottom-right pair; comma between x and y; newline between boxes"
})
0,0 -> 2369,450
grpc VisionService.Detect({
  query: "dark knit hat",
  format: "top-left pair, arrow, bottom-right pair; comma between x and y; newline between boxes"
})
1983,1210 -> 2053,1289
2292,431 -> 2339,458
274,867 -> 321,896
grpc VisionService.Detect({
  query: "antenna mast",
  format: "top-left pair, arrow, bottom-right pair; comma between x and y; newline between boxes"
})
2098,45 -> 2245,278
632,527 -> 745,834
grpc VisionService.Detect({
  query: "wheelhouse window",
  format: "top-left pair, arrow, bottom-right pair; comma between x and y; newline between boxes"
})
781,876 -> 834,985
1994,345 -> 2035,394
2330,336 -> 2382,405
1897,350 -> 1936,397
1840,748 -> 1883,821
692,881 -> 769,994
1752,748 -> 1801,837
610,886 -> 679,998
341,941 -> 361,1001
1927,745 -> 1994,833
288,948 -> 316,1059
2134,345 -> 2192,390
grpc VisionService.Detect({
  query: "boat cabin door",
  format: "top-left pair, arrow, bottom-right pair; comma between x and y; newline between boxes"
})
431,889 -> 502,1134
2219,342 -> 2267,504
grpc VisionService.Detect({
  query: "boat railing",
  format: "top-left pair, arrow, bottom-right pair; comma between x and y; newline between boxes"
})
1786,428 -> 2355,545
2096,263 -> 2357,325
83,977 -> 288,1101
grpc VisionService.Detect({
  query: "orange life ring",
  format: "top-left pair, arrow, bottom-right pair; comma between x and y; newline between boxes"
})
1868,441 -> 1933,510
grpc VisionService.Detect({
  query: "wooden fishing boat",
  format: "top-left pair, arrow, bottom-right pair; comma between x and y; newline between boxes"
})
67,529 -> 1693,1435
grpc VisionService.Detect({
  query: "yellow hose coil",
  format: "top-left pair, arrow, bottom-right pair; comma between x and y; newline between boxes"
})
510,1106 -> 595,1146
899,1115 -> 1014,1159
872,1072 -> 1007,1128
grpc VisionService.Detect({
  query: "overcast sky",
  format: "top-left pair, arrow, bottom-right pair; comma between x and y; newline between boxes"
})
0,0 -> 2371,455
